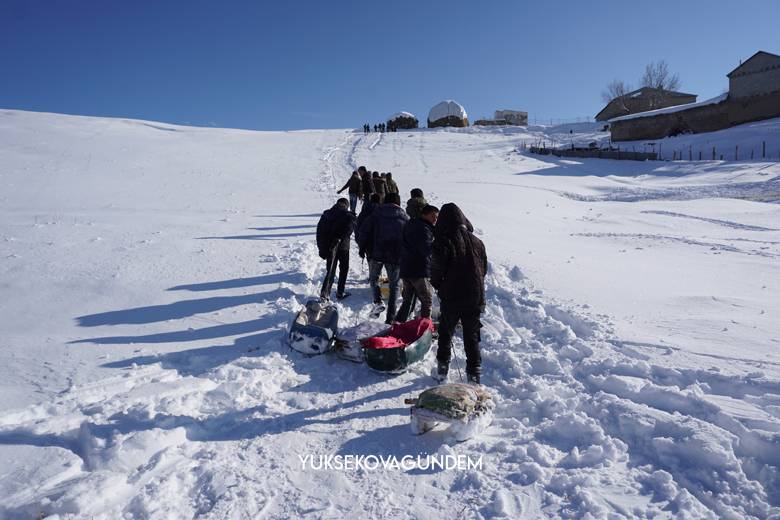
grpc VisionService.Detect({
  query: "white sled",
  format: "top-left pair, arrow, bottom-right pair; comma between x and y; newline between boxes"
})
334,321 -> 388,363
406,383 -> 494,442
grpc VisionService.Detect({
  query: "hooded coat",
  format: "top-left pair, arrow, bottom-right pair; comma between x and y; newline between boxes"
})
316,204 -> 355,258
372,176 -> 387,201
400,217 -> 434,279
405,196 -> 427,219
361,172 -> 375,197
339,173 -> 363,196
430,203 -> 487,310
385,174 -> 399,194
357,203 -> 409,264
356,200 -> 376,233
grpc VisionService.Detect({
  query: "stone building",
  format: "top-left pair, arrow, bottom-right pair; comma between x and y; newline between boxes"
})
386,111 -> 419,130
427,100 -> 468,128
609,50 -> 780,141
494,110 -> 528,126
595,87 -> 697,121
727,51 -> 780,126
609,94 -> 729,141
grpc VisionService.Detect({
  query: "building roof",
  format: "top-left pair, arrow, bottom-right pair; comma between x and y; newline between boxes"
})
608,93 -> 728,123
495,109 -> 528,115
624,86 -> 697,99
388,111 -> 417,121
595,87 -> 697,121
428,100 -> 467,122
727,50 -> 780,78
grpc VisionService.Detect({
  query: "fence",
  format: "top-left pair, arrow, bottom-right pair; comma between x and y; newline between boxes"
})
528,116 -> 595,126
529,145 -> 657,161
523,140 -> 777,162
662,142 -> 777,161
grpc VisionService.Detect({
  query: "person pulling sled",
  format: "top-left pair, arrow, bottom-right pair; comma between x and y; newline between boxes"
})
396,204 -> 438,323
316,198 -> 355,300
430,203 -> 487,385
357,192 -> 409,323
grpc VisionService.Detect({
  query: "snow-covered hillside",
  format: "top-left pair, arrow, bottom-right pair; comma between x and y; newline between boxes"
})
1,109 -> 779,519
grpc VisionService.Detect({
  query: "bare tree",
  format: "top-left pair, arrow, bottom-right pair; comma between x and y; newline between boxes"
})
639,60 -> 681,92
601,79 -> 632,117
638,60 -> 682,109
601,79 -> 631,103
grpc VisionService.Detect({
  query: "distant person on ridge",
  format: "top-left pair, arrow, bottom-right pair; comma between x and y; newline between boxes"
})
337,170 -> 363,212
316,198 -> 355,300
396,204 -> 439,323
430,203 -> 488,384
406,188 -> 427,219
358,192 -> 409,323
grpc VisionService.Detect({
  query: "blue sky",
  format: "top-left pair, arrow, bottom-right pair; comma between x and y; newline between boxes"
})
1,0 -> 778,130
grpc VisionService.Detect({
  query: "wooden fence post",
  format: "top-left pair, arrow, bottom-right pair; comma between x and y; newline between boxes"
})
735,145 -> 739,161
763,141 -> 766,158
712,146 -> 715,160
699,150 -> 702,161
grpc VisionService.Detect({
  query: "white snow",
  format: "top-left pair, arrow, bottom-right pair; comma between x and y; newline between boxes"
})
1,108 -> 779,518
427,100 -> 467,123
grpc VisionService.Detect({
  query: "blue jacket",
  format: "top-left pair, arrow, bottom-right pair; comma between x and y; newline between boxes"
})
358,204 -> 409,264
400,218 -> 434,279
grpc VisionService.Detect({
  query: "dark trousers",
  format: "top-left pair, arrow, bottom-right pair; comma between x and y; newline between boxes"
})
322,249 -> 349,298
436,303 -> 482,376
368,260 -> 400,321
396,278 -> 433,322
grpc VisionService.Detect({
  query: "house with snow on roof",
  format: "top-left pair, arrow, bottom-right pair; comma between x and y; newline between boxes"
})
595,87 -> 697,122
609,50 -> 780,141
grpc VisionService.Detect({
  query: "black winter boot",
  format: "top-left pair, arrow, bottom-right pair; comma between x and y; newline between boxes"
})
467,372 -> 480,385
434,361 -> 449,383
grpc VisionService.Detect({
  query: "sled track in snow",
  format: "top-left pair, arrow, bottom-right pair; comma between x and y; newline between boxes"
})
317,132 -> 364,203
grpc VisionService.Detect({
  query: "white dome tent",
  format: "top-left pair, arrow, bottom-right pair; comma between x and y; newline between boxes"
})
427,100 -> 468,128
386,111 -> 419,130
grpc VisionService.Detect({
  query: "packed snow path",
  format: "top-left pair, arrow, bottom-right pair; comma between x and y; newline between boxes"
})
1,111 -> 779,518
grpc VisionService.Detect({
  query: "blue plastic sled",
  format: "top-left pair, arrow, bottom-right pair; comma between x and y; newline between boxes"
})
288,298 -> 339,355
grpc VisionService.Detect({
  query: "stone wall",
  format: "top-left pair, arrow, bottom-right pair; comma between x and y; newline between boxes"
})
729,89 -> 780,125
610,101 -> 729,141
427,115 -> 468,128
611,90 -> 780,142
